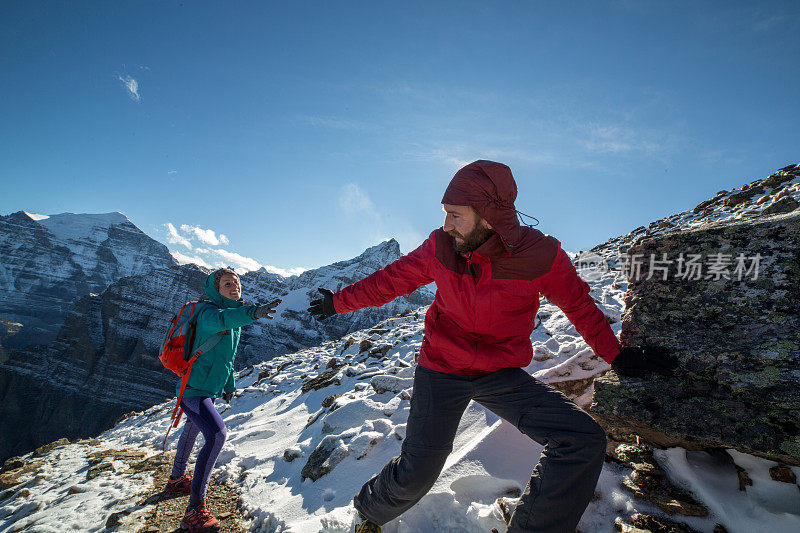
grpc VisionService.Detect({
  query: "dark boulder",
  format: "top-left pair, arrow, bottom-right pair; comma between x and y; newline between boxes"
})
592,211 -> 800,465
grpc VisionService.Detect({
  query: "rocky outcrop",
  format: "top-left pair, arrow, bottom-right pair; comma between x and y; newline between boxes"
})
592,210 -> 800,465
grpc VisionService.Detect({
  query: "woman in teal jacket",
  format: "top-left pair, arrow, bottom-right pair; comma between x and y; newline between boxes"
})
166,268 -> 279,533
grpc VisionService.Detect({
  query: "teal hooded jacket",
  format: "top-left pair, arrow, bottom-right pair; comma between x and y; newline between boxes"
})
178,269 -> 258,399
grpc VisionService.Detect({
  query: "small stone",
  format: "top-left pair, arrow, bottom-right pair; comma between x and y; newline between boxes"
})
370,375 -> 413,395
769,465 -> 797,484
321,394 -> 340,408
284,447 -> 304,462
0,462 -> 44,490
218,511 -> 233,520
301,367 -> 342,393
105,511 -> 127,529
32,437 -> 70,457
301,436 -> 349,481
358,340 -> 373,353
326,357 -> 338,368
762,196 -> 799,215
87,461 -> 116,481
1,457 -> 24,473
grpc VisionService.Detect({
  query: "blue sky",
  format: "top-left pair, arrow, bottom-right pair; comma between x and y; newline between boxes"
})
1,1 -> 798,274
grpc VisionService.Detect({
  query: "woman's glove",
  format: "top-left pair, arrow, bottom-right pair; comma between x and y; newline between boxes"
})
307,288 -> 336,321
611,346 -> 679,378
254,298 -> 282,320
222,391 -> 234,403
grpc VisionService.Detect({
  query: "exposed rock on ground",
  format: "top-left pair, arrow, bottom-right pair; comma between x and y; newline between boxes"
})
592,211 -> 800,465
301,365 -> 344,393
607,438 -> 709,518
133,452 -> 246,533
301,435 -> 349,481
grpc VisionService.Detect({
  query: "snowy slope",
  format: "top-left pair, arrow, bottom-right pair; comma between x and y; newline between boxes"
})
3,310 -> 798,533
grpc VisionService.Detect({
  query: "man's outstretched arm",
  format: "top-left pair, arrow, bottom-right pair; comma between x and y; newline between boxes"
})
538,245 -> 678,376
308,232 -> 436,320
538,246 -> 622,363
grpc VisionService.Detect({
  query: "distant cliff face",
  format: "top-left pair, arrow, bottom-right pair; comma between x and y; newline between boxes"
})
0,211 -> 176,349
0,212 -> 433,462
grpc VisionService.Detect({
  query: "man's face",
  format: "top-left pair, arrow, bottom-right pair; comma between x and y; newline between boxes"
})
442,203 -> 494,253
218,273 -> 242,300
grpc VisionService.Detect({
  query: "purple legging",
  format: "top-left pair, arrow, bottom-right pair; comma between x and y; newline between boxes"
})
170,396 -> 227,505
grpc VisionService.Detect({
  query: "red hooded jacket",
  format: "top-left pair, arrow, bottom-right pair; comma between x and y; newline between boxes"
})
333,160 -> 622,374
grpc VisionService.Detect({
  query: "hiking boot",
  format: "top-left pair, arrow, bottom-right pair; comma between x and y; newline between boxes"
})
180,501 -> 219,532
352,512 -> 381,533
165,473 -> 192,494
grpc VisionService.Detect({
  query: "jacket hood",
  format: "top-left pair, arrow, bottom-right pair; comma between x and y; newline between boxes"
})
441,160 -> 522,250
204,269 -> 244,308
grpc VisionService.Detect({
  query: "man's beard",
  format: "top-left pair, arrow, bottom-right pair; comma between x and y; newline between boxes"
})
449,224 -> 495,253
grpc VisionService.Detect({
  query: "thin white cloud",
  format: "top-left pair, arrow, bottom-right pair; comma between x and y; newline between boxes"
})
165,223 -> 192,249
171,250 -> 211,269
337,183 -> 403,251
167,170 -> 177,174
211,248 -> 263,273
163,222 -> 305,277
208,248 -> 306,277
262,265 -> 308,277
339,183 -> 376,214
296,115 -> 369,131
180,224 -> 228,246
583,123 -> 673,158
117,75 -> 140,101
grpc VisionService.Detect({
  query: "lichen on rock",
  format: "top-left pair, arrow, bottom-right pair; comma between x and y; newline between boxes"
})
592,211 -> 800,465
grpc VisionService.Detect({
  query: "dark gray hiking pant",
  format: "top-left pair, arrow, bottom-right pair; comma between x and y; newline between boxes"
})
353,365 -> 606,533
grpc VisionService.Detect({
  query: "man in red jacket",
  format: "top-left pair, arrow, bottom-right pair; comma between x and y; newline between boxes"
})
309,160 -> 677,533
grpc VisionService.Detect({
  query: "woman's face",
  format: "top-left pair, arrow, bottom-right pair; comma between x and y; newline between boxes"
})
217,273 -> 242,300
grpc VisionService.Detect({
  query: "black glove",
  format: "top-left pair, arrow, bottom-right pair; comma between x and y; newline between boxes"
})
254,298 -> 282,320
307,288 -> 336,320
222,391 -> 234,403
611,346 -> 679,378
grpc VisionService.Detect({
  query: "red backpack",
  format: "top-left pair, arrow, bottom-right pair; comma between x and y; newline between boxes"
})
158,300 -> 224,449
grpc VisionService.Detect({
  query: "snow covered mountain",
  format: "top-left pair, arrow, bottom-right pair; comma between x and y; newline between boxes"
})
0,211 -> 176,349
1,165 -> 797,532
0,214 -> 433,464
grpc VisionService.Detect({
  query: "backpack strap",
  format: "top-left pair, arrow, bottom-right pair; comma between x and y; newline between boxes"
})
161,304 -> 227,450
162,351 -> 200,450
